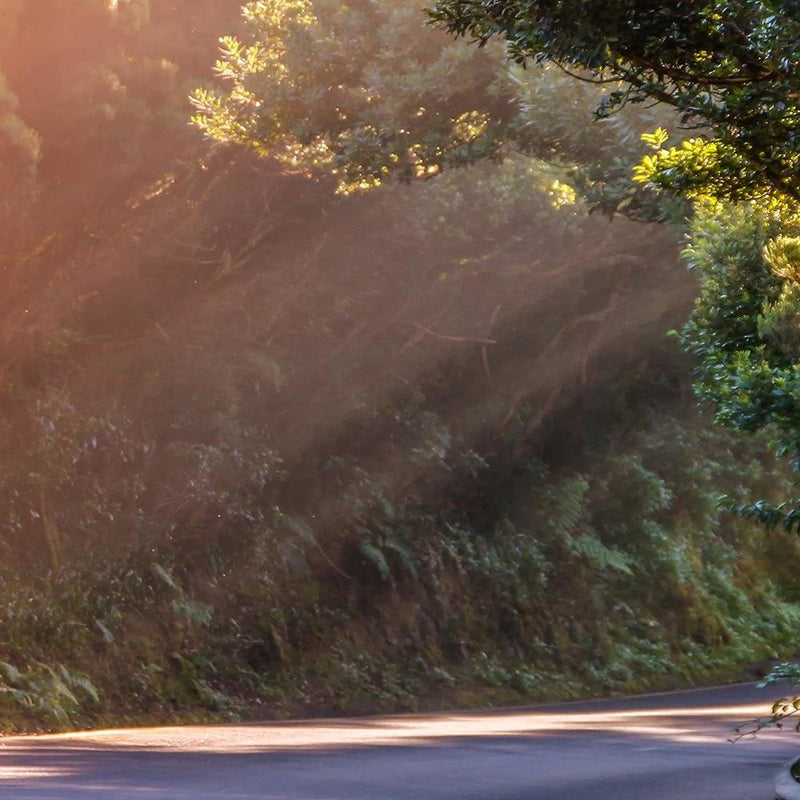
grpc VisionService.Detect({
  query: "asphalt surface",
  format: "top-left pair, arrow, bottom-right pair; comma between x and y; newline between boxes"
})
1,682 -> 799,799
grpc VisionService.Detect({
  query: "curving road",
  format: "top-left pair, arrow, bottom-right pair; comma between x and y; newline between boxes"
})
1,682 -> 798,799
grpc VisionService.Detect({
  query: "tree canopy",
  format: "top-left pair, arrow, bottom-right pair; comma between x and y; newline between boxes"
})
190,0 -> 684,218
429,0 -> 800,205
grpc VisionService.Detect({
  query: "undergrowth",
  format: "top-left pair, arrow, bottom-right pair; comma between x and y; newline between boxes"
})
1,410 -> 798,732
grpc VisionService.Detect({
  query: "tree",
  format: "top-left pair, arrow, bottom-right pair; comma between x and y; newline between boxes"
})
0,66 -> 40,224
190,0 -> 681,218
0,2 -> 39,224
428,0 -> 800,206
677,202 -> 800,529
191,0 -> 518,194
424,0 -> 800,502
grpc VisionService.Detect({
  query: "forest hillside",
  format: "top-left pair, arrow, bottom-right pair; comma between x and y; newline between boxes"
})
1,0 -> 799,731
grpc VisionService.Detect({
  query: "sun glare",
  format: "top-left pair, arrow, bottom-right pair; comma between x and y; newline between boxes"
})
3,701 -> 779,754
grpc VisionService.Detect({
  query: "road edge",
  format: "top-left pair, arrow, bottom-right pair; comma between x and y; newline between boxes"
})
775,757 -> 800,800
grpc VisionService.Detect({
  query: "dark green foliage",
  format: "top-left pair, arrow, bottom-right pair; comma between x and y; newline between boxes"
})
678,205 -> 800,531
2,402 -> 796,729
429,0 -> 800,204
0,661 -> 98,728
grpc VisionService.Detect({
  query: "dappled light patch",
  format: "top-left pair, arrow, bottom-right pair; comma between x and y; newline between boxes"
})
5,691 -> 790,753
0,765 -> 74,781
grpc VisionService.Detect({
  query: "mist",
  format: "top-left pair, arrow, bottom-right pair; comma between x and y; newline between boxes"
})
1,0 -> 799,732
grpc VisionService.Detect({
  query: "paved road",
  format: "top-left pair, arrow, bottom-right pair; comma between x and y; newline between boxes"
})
1,682 -> 799,799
